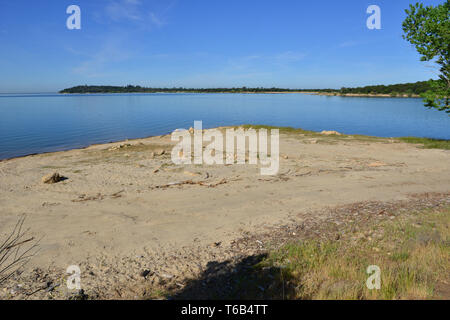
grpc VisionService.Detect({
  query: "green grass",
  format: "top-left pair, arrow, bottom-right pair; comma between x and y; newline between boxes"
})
234,124 -> 391,144
238,124 -> 314,134
398,137 -> 450,150
254,206 -> 450,300
234,125 -> 450,150
168,205 -> 449,300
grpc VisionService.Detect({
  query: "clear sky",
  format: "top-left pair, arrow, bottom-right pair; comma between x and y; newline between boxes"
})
0,0 -> 445,93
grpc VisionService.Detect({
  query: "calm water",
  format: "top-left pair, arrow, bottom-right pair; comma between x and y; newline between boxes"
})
0,93 -> 449,160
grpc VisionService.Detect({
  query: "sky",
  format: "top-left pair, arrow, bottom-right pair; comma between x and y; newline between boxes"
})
0,0 -> 445,93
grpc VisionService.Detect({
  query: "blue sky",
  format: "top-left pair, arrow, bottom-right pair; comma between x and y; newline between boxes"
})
0,0 -> 444,93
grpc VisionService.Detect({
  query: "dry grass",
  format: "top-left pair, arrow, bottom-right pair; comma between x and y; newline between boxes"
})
257,206 -> 449,299
237,124 -> 395,144
0,216 -> 40,285
166,200 -> 449,301
237,125 -> 450,149
398,137 -> 450,150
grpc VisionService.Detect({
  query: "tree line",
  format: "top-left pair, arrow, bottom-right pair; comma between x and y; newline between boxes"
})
59,81 -> 436,95
339,80 -> 436,96
59,85 -> 336,94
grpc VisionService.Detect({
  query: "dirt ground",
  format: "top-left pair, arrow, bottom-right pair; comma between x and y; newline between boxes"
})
0,128 -> 449,299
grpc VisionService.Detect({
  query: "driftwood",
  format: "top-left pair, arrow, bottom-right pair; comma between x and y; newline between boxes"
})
72,190 -> 125,202
151,178 -> 230,190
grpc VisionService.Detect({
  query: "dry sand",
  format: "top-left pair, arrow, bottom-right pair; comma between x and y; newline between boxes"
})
0,128 -> 449,299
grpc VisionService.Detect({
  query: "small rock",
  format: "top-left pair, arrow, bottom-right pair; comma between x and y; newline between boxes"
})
108,143 -> 131,151
42,172 -> 65,184
368,162 -> 387,167
155,149 -> 166,156
10,284 -> 24,295
140,270 -> 152,278
321,130 -> 342,136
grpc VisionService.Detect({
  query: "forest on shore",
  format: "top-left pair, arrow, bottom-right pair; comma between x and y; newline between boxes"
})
60,80 -> 436,96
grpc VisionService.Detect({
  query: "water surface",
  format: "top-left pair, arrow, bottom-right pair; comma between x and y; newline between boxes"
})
0,93 -> 449,160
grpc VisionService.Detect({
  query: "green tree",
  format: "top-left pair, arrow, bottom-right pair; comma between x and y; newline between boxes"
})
402,1 -> 450,113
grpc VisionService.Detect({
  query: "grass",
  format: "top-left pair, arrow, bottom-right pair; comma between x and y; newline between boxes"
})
235,125 -> 450,150
398,137 -> 450,150
0,216 -> 40,286
235,124 -> 392,144
168,205 -> 449,300
253,206 -> 450,300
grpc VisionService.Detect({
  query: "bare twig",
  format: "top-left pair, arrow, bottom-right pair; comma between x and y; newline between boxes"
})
0,215 -> 40,285
151,178 -> 233,190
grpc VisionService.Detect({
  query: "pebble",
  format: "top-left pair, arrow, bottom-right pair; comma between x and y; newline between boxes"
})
140,270 -> 152,278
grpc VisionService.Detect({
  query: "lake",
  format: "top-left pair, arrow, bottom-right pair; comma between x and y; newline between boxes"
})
0,93 -> 449,160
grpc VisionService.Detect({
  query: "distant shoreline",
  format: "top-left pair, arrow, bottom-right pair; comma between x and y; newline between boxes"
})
59,91 -> 309,95
59,80 -> 436,96
2,91 -> 422,98
310,92 -> 421,98
58,91 -> 421,98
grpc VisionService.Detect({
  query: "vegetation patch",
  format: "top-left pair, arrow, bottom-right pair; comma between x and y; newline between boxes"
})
236,125 -> 450,150
256,206 -> 449,299
171,205 -> 449,300
398,137 -> 450,150
235,124 -> 391,144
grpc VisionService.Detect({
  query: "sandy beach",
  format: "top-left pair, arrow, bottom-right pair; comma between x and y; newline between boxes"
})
0,128 -> 449,299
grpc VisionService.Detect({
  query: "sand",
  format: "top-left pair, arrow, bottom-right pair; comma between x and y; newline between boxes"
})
0,128 -> 449,299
